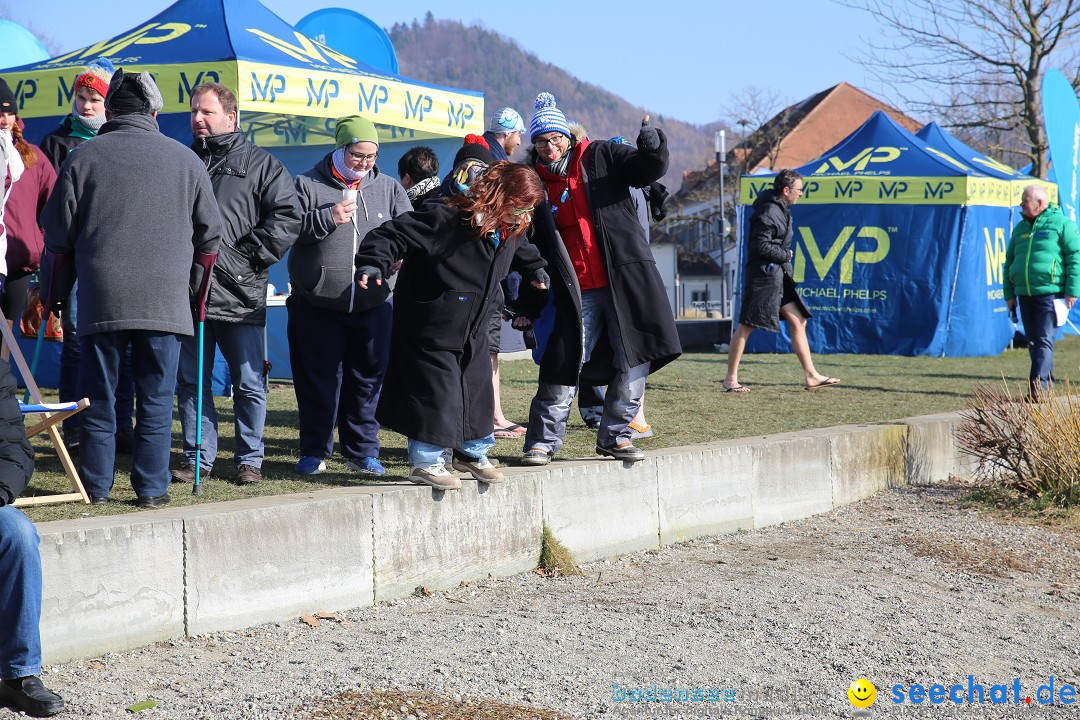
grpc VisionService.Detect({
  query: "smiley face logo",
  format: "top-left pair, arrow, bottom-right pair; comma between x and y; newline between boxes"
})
848,678 -> 876,708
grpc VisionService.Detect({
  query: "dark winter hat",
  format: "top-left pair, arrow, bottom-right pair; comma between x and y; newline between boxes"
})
0,78 -> 15,115
334,115 -> 379,148
453,134 -> 494,166
104,68 -> 164,115
529,92 -> 570,142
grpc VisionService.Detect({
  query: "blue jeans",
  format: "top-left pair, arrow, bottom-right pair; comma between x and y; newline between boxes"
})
0,506 -> 42,680
408,434 -> 495,468
524,288 -> 648,453
176,321 -> 266,469
59,283 -> 135,438
1018,294 -> 1057,396
79,331 -> 181,499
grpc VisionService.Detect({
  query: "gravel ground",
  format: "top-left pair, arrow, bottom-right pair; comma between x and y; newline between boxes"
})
15,483 -> 1080,719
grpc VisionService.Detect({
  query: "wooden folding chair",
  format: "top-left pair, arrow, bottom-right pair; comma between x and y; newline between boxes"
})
0,311 -> 90,506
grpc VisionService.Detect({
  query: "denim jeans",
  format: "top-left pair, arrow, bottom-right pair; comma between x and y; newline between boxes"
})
176,321 -> 267,470
79,330 -> 181,499
0,506 -> 42,680
408,434 -> 495,468
59,282 -> 135,439
1018,294 -> 1058,396
524,288 -> 648,453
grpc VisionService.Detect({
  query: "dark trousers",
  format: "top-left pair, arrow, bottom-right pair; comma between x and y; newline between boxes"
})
59,282 -> 135,439
287,295 -> 391,460
79,330 -> 180,500
1018,294 -> 1057,396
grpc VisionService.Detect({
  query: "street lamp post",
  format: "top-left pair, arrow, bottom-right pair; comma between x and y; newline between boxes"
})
716,130 -> 727,317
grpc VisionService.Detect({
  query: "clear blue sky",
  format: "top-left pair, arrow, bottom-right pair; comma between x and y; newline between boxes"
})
10,0 -> 886,126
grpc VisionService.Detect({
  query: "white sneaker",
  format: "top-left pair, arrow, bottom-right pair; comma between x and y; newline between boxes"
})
409,464 -> 462,490
451,455 -> 505,484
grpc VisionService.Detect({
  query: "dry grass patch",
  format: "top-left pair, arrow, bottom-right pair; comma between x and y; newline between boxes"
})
303,689 -> 575,720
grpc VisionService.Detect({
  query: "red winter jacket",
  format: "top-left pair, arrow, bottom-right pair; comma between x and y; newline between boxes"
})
535,138 -> 609,291
4,143 -> 56,275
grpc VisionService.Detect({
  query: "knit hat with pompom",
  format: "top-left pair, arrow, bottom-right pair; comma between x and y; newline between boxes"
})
529,92 -> 570,142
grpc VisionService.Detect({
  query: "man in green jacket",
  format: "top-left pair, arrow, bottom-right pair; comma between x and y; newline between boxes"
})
1004,185 -> 1080,398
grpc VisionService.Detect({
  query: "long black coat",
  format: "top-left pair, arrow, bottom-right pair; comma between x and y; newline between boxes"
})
355,202 -> 546,447
740,189 -> 795,332
0,361 -> 34,506
519,133 -> 681,386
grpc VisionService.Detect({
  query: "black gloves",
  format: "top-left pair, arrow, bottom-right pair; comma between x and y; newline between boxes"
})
638,122 -> 661,152
532,267 -> 550,287
356,266 -> 383,283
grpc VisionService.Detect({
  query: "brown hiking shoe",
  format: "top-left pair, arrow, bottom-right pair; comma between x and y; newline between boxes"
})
170,463 -> 210,483
451,455 -> 505,484
233,464 -> 263,485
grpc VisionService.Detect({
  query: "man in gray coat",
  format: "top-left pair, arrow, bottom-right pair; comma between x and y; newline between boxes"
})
41,69 -> 223,507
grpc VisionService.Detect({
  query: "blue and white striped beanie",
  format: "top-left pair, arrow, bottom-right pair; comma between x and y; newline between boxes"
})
529,92 -> 571,142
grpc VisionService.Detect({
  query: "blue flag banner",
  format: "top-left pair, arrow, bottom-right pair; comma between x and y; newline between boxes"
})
738,112 -> 1015,356
1043,69 -> 1080,222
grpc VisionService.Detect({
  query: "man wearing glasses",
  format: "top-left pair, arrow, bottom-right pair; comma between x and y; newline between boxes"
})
289,116 -> 412,477
518,92 -> 680,466
723,169 -> 839,392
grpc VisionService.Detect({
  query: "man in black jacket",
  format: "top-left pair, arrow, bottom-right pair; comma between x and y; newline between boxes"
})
723,169 -> 839,392
0,360 -> 65,717
172,83 -> 301,486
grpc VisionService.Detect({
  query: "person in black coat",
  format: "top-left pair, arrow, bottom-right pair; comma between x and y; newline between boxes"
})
355,161 -> 549,490
0,358 -> 65,717
515,93 -> 681,466
723,169 -> 839,392
172,82 -> 301,487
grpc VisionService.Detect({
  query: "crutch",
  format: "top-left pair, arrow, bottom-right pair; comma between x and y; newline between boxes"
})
191,250 -> 217,496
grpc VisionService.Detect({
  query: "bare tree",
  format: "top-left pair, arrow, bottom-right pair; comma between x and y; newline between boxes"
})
724,86 -> 794,176
843,0 -> 1080,178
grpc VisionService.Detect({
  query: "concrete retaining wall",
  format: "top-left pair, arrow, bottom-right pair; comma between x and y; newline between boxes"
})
34,410 -> 970,664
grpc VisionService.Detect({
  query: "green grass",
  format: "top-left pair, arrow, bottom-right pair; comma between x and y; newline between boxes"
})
18,335 -> 1080,523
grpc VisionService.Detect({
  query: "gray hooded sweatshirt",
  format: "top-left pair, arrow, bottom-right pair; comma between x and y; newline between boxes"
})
291,154 -> 411,313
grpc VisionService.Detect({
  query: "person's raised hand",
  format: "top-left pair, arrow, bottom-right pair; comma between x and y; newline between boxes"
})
638,114 -> 660,152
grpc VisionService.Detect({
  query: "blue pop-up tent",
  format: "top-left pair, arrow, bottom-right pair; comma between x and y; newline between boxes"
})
737,111 -> 1017,357
3,0 -> 486,384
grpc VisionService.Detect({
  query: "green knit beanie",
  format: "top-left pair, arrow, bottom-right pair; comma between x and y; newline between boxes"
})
335,116 -> 379,148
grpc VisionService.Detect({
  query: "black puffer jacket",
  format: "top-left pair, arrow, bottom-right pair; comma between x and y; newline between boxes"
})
0,361 -> 34,506
39,116 -> 93,173
192,132 -> 301,325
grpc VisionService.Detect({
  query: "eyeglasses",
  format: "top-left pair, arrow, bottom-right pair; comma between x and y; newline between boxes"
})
512,207 -> 534,216
534,135 -> 567,149
348,151 -> 379,163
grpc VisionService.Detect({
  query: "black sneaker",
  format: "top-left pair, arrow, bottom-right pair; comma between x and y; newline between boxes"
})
0,676 -> 65,717
595,442 -> 645,462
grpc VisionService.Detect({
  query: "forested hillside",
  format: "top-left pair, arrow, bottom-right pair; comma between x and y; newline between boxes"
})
388,15 -> 720,190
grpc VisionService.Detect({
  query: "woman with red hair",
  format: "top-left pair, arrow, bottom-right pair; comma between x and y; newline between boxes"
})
356,161 -> 549,489
0,79 -> 56,324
